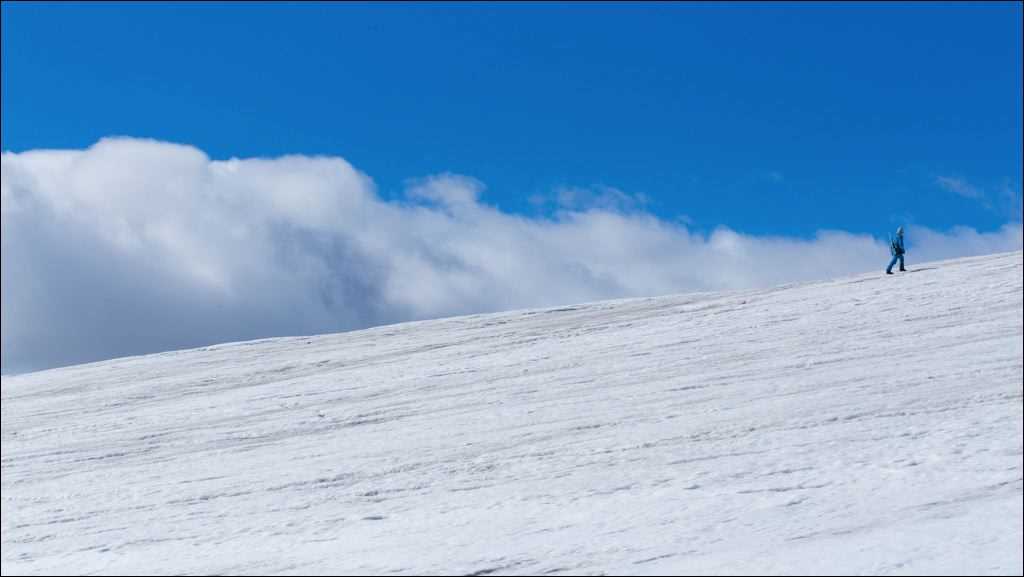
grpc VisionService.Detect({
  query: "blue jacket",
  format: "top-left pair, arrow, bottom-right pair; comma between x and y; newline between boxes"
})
891,233 -> 905,256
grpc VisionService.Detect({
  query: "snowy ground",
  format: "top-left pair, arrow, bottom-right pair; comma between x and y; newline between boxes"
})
2,251 -> 1022,576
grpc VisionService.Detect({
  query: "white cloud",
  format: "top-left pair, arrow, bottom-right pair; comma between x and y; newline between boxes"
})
3,138 -> 1022,372
406,173 -> 484,208
524,185 -> 650,215
552,185 -> 650,213
996,180 -> 1023,220
934,175 -> 1024,219
935,175 -> 984,200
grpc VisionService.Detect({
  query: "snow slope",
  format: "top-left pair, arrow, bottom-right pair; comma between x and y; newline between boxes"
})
2,251 -> 1022,576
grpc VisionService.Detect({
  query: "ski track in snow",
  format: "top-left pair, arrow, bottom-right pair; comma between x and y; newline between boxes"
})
2,251 -> 1022,575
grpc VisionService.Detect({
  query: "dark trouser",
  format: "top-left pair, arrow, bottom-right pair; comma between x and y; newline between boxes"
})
887,253 -> 905,273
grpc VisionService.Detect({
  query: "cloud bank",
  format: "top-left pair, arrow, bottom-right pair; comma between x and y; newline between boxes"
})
3,138 -> 1021,372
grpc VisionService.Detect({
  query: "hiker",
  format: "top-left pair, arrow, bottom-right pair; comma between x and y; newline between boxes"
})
887,226 -> 906,274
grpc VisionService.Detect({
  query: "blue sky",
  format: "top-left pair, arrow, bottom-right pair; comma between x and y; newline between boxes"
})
3,1 -> 1021,237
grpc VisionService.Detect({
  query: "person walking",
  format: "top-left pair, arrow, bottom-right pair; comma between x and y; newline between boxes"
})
887,226 -> 906,274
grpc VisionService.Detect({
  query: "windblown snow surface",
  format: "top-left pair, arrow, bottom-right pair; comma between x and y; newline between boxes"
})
2,251 -> 1022,576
